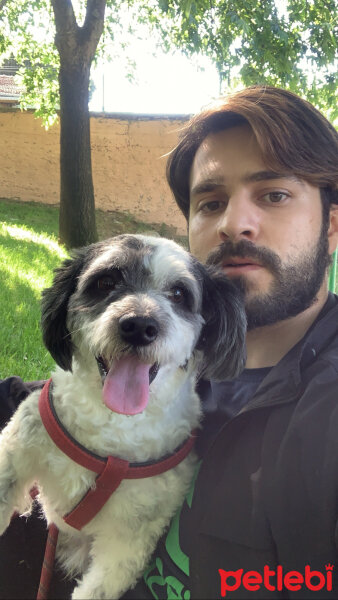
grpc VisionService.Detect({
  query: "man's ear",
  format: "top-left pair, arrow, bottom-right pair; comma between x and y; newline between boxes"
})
328,205 -> 338,255
41,248 -> 88,371
193,261 -> 247,381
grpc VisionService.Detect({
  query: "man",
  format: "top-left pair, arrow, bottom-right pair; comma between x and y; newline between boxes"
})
1,86 -> 338,599
129,86 -> 338,599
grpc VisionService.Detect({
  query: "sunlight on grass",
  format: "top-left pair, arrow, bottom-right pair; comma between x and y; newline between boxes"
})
2,223 -> 67,258
0,223 -> 68,295
0,214 -> 68,379
2,263 -> 50,295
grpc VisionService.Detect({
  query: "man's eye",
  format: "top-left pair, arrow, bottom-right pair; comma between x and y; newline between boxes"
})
199,200 -> 223,213
262,192 -> 289,204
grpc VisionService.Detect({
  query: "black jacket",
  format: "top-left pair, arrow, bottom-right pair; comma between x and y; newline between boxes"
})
188,294 -> 338,599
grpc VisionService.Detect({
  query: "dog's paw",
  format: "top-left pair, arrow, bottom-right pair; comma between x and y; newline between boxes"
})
71,567 -> 127,600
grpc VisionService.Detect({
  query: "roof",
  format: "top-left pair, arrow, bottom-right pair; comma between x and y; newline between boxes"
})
0,75 -> 22,104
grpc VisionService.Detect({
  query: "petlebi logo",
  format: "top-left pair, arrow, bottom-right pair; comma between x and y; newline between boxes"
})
219,564 -> 334,597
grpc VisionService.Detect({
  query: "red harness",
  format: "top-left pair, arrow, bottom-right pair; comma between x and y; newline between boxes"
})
39,378 -> 197,529
36,378 -> 197,598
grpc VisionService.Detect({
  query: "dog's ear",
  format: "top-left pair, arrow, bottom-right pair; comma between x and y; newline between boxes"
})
194,261 -> 247,381
41,248 -> 88,371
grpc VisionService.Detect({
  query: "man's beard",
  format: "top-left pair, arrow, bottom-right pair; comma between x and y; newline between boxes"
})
206,222 -> 331,331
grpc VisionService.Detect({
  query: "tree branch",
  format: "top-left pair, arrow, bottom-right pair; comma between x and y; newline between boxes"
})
82,0 -> 106,47
50,0 -> 77,36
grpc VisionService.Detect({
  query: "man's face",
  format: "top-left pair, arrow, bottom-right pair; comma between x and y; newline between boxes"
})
188,125 -> 332,329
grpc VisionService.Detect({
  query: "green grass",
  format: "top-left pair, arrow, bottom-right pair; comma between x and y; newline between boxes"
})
0,198 -> 187,380
0,217 -> 67,379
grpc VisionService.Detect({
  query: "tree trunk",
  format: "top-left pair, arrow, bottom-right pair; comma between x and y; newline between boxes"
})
51,0 -> 106,249
58,61 -> 98,248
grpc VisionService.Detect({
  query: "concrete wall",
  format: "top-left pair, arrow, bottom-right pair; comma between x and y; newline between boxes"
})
0,109 -> 189,234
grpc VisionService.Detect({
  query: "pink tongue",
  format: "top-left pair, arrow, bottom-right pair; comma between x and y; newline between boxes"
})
102,355 -> 151,415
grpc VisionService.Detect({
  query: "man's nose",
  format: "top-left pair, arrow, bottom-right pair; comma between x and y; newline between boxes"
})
217,195 -> 260,243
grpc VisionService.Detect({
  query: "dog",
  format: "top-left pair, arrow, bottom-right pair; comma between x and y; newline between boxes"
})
0,234 -> 246,599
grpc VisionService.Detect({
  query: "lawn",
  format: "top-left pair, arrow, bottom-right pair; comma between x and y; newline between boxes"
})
0,201 -> 67,380
0,198 -> 187,381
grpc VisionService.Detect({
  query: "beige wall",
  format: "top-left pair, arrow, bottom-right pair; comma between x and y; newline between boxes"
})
0,109 -> 188,234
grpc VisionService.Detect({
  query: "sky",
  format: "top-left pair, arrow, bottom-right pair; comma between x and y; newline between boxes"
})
87,18 -> 221,116
89,50 -> 220,115
4,0 -> 221,117
15,0 -> 289,117
89,46 -> 221,115
85,0 -> 281,116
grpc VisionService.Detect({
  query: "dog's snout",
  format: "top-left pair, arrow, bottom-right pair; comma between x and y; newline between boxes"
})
119,316 -> 159,346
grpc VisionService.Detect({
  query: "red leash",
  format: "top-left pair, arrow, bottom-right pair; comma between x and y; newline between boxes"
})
36,378 -> 197,599
37,524 -> 59,600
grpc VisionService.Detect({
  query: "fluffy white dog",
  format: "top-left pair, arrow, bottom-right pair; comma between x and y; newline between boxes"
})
0,234 -> 246,599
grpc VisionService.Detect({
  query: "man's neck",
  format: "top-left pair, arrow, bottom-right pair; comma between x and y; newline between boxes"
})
245,287 -> 329,369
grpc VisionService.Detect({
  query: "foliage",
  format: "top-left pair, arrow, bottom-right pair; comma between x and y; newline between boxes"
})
0,0 -> 59,126
144,0 -> 338,122
0,0 -> 337,126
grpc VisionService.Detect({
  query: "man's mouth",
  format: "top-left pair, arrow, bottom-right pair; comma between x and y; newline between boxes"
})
222,257 -> 262,274
96,355 -> 159,415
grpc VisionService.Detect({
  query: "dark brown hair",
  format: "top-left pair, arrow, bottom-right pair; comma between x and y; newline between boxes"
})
166,86 -> 338,219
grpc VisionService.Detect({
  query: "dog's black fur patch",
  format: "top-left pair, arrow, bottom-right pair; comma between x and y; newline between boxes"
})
191,258 -> 247,381
118,235 -> 146,251
41,246 -> 96,371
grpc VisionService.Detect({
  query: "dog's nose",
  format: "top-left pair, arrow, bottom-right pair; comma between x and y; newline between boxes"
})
118,316 -> 159,346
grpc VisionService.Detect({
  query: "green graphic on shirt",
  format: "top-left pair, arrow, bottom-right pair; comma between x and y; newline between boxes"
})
144,557 -> 191,600
165,461 -> 201,575
144,461 -> 202,599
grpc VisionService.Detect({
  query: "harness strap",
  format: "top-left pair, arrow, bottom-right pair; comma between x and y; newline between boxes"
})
64,455 -> 129,529
39,379 -> 105,474
38,378 -> 196,530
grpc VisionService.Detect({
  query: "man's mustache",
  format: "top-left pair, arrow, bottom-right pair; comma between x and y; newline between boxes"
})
206,240 -> 282,275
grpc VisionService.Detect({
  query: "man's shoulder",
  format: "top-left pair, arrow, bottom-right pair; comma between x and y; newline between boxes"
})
273,293 -> 338,405
309,292 -> 338,347
300,295 -> 338,392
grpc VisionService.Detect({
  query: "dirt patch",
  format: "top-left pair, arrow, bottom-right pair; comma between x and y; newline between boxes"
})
96,207 -> 188,247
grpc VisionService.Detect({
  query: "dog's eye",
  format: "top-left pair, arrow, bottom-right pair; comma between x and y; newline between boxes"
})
169,286 -> 186,304
96,271 -> 122,291
97,276 -> 116,290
